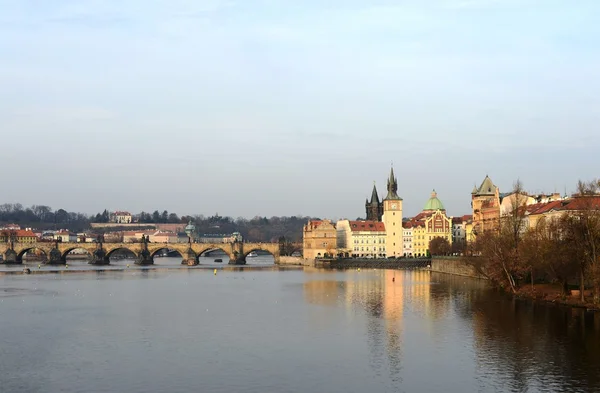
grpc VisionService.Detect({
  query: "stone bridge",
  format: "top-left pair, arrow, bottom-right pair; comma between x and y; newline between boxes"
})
0,241 -> 281,266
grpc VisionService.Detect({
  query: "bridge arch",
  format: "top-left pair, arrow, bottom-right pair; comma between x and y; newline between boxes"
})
242,248 -> 276,265
61,247 -> 93,262
196,246 -> 233,263
105,247 -> 138,262
17,247 -> 48,263
149,247 -> 186,263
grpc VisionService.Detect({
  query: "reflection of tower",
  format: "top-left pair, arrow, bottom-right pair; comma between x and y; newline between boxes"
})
383,270 -> 404,381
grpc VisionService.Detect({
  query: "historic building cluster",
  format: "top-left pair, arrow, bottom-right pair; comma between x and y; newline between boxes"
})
303,168 -> 592,259
303,167 -> 460,258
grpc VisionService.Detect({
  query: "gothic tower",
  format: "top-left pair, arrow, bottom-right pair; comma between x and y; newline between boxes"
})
382,167 -> 403,257
365,183 -> 383,221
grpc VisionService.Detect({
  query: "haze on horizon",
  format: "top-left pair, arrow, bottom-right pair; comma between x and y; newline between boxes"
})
1,0 -> 599,220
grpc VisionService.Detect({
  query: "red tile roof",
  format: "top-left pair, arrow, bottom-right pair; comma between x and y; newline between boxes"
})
349,220 -> 386,232
560,196 -> 600,211
15,230 -> 36,237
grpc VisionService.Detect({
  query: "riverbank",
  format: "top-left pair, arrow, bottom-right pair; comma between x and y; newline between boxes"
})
429,257 -> 600,311
515,284 -> 600,311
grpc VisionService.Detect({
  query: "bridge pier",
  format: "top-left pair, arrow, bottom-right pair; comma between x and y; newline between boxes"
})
2,249 -> 18,264
228,257 -> 246,265
47,247 -> 64,265
181,248 -> 198,266
227,243 -> 246,265
135,249 -> 154,266
89,247 -> 109,265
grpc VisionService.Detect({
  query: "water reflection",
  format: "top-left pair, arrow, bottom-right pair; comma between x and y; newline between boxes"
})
303,270 -> 600,393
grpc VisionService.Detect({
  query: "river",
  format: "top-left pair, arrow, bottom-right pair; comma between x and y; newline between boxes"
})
1,265 -> 599,393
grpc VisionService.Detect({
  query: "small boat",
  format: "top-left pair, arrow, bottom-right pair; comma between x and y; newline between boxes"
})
214,258 -> 223,263
247,252 -> 258,258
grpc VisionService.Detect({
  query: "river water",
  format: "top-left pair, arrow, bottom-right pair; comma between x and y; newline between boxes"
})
1,264 -> 599,393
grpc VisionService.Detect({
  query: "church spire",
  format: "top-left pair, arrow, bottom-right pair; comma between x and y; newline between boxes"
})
369,182 -> 380,204
385,166 -> 401,200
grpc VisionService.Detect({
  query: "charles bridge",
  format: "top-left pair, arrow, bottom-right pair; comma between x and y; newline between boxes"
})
0,239 -> 281,266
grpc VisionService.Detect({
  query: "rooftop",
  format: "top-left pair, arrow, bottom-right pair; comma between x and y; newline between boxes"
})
349,220 -> 386,232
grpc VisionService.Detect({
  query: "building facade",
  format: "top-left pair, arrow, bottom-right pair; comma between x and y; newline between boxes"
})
402,223 -> 413,257
471,175 -> 501,235
0,229 -> 37,244
54,230 -> 77,242
406,191 -> 453,257
111,211 -> 132,224
337,220 -> 386,258
303,220 -> 337,259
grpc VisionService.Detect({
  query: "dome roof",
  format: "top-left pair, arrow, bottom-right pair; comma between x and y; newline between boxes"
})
424,190 -> 445,211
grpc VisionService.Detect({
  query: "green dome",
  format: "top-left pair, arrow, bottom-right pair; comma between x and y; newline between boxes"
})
424,190 -> 445,211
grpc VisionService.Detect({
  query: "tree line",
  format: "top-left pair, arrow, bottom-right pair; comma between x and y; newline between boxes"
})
469,179 -> 600,305
0,204 -> 90,232
1,203 -> 313,243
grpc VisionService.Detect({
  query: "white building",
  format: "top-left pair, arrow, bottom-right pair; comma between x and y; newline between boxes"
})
337,220 -> 386,258
54,230 -> 77,242
402,222 -> 413,257
111,211 -> 132,224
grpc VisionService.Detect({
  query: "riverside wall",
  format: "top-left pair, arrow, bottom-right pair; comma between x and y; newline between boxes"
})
324,258 -> 431,269
278,256 -> 314,266
430,257 -> 487,279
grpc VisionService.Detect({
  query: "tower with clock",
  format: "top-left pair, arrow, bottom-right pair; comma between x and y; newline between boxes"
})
382,166 -> 403,258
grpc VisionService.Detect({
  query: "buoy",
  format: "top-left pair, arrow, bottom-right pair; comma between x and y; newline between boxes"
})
65,264 -> 69,269
38,264 -> 41,269
214,269 -> 217,275
126,264 -> 130,268
357,268 -> 361,272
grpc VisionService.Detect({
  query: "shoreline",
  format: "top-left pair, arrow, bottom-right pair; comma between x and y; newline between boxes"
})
0,264 -> 302,276
513,284 -> 600,312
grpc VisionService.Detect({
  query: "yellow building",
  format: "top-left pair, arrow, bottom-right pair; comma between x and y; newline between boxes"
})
382,167 -> 404,258
408,190 -> 452,257
303,220 -> 337,259
336,220 -> 386,258
0,229 -> 38,244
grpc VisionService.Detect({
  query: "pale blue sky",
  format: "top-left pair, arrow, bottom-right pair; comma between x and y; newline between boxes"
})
1,0 -> 599,219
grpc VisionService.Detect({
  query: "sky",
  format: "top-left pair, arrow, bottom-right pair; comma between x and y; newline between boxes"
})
1,0 -> 599,220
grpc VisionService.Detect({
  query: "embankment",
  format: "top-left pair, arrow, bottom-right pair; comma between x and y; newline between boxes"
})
323,258 -> 431,269
430,257 -> 487,279
277,256 -> 314,267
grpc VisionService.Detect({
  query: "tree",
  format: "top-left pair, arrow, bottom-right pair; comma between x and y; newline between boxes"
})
152,210 -> 161,223
167,213 -> 179,223
429,237 -> 451,256
55,209 -> 69,224
560,179 -> 600,303
161,210 -> 169,223
475,180 -> 529,293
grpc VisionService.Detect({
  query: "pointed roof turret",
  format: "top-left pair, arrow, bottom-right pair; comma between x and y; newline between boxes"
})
472,185 -> 478,194
385,166 -> 401,200
369,182 -> 380,205
474,175 -> 497,196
